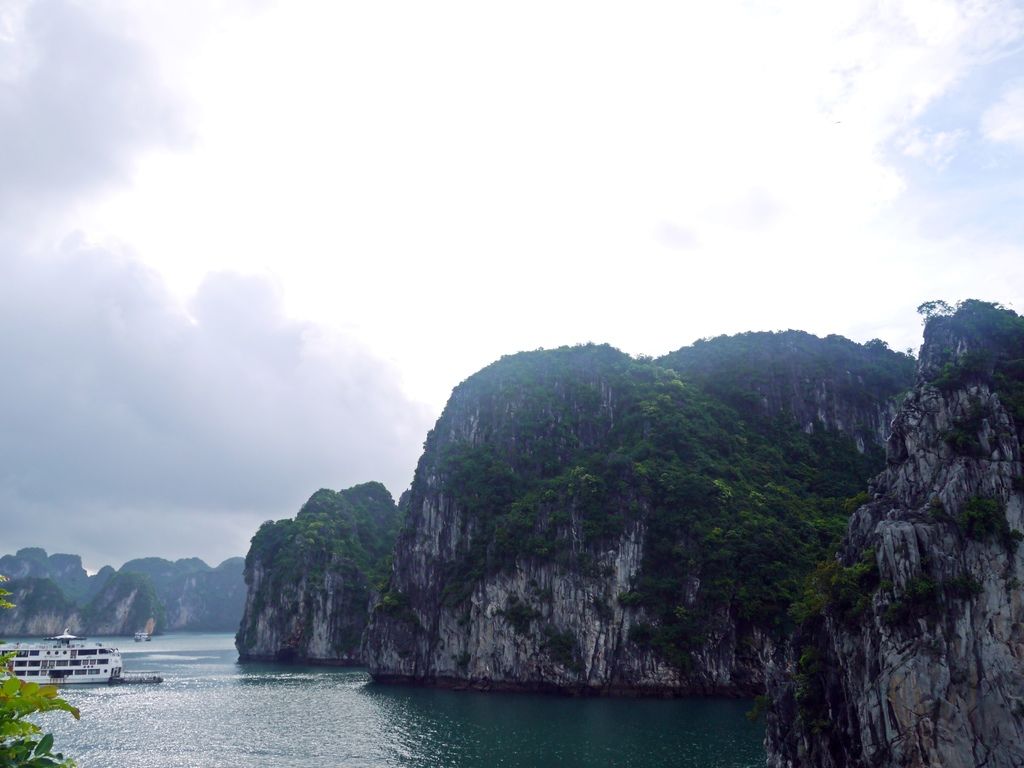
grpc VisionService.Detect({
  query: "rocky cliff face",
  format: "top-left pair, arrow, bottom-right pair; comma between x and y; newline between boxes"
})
365,340 -> 912,694
0,549 -> 109,604
121,556 -> 246,631
82,572 -> 165,636
160,558 -> 245,631
368,513 -> 777,694
0,578 -> 82,636
238,556 -> 375,664
0,572 -> 162,636
236,483 -> 400,664
660,331 -> 914,453
0,548 -> 243,635
766,301 -> 1024,767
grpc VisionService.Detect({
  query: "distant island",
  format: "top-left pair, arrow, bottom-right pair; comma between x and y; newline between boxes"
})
236,299 -> 1024,768
363,329 -> 913,694
236,482 -> 401,664
240,323 -> 916,682
0,547 -> 245,636
18,301 -> 1008,767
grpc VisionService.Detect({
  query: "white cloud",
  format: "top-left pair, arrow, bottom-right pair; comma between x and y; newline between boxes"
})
8,0 -> 1024,393
0,0 -> 188,229
900,128 -> 967,168
0,242 -> 433,566
67,2 -> 1023,394
982,83 -> 1024,147
3,0 -> 1024,565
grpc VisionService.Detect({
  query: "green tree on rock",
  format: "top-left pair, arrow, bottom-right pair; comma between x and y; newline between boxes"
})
916,299 -> 954,321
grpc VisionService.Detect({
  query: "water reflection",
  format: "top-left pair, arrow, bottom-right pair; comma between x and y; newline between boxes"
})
360,680 -> 764,768
35,634 -> 763,768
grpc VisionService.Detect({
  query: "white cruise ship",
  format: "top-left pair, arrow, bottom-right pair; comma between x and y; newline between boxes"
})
5,629 -> 123,684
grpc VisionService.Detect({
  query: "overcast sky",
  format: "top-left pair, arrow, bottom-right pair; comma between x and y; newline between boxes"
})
2,0 -> 1023,570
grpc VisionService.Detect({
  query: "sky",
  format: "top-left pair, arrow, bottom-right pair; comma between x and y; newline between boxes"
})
2,0 -> 1023,570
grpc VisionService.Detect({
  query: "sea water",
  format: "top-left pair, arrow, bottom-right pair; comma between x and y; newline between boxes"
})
32,633 -> 765,767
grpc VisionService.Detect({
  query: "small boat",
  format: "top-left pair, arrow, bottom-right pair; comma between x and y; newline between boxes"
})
134,631 -> 151,642
5,629 -> 124,685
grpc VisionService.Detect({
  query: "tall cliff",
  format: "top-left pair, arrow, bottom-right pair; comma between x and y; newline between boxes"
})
364,337 -> 912,694
766,300 -> 1024,767
120,556 -> 246,631
0,572 -> 162,636
0,577 -> 82,636
660,331 -> 913,452
0,548 -> 244,635
236,482 -> 400,664
0,549 -> 110,604
80,572 -> 165,636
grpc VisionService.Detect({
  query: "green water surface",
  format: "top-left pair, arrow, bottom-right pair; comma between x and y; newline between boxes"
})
33,633 -> 764,767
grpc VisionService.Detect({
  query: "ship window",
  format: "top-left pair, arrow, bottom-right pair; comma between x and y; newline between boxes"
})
15,651 -> 27,658
14,661 -> 26,667
69,660 -> 81,666
26,671 -> 38,676
29,651 -> 39,656
78,649 -> 96,656
75,670 -> 86,675
28,661 -> 40,667
87,669 -> 99,675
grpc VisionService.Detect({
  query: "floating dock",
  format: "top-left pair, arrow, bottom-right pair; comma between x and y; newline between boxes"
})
110,674 -> 163,685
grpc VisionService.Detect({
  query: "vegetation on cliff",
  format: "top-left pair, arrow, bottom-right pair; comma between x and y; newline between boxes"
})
771,300 -> 1024,764
80,573 -> 165,636
245,482 -> 400,592
119,557 -> 246,631
0,579 -> 78,624
792,301 -> 1024,633
0,549 -> 244,636
238,482 -> 401,660
659,330 -> 914,424
924,299 -> 1024,427
385,333 -> 914,671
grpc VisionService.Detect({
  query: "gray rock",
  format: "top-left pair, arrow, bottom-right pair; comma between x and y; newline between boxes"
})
766,313 -> 1024,767
364,341 -> 905,695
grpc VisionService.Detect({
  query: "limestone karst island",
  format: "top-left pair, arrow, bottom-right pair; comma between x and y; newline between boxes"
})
5,299 -> 1023,767
230,299 -> 1022,767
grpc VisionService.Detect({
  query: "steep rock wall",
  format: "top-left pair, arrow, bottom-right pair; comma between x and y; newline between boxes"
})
236,483 -> 400,664
126,557 -> 246,631
81,572 -> 165,635
0,572 -> 163,636
365,341 -> 909,694
369,511 -> 775,694
660,331 -> 913,452
237,557 -> 370,664
0,549 -> 110,604
0,550 -> 243,635
766,302 -> 1024,767
0,578 -> 82,636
